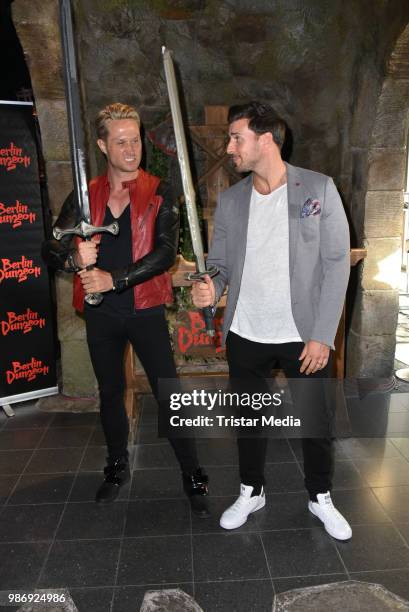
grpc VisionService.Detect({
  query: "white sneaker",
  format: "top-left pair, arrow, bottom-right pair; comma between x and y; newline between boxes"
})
220,484 -> 265,530
308,492 -> 352,540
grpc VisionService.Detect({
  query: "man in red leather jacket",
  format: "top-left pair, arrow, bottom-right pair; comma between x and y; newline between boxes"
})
42,103 -> 209,516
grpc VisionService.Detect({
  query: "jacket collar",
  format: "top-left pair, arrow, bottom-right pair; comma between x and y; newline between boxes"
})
99,167 -> 147,190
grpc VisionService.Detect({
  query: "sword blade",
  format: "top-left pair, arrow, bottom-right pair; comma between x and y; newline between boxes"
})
162,47 -> 206,273
59,0 -> 91,223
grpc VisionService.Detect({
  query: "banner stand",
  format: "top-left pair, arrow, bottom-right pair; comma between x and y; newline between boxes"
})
0,101 -> 58,412
1,385 -> 59,417
2,404 -> 15,417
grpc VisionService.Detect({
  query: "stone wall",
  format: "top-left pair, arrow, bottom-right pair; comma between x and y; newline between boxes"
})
348,23 -> 409,377
11,0 -> 409,388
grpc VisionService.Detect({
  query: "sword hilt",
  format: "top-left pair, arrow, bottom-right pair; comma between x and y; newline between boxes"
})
53,220 -> 119,240
53,219 -> 119,307
186,265 -> 219,337
185,265 -> 218,282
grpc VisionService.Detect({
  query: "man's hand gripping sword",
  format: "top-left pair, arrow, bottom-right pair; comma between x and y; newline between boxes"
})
53,220 -> 119,306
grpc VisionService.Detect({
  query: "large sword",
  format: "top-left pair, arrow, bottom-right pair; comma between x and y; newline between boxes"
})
162,46 -> 217,336
54,0 -> 119,306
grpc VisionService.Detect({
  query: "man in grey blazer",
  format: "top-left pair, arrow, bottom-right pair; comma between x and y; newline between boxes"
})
192,101 -> 352,540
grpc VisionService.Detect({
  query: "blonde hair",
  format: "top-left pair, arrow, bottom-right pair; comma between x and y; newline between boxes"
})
95,103 -> 141,140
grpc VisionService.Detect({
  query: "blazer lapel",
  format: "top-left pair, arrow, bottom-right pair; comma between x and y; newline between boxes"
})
285,163 -> 301,278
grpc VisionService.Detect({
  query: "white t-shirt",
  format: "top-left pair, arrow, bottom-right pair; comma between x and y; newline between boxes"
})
230,184 -> 302,344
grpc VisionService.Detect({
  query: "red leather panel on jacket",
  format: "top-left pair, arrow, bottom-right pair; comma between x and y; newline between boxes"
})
72,169 -> 174,312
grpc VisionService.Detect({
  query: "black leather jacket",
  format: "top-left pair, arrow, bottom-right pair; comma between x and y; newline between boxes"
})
41,181 -> 179,293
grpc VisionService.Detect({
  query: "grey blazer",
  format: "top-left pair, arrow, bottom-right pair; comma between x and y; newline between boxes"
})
207,163 -> 350,349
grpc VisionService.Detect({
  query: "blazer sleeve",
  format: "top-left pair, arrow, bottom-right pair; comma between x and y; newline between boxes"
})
310,177 -> 350,348
206,193 -> 229,306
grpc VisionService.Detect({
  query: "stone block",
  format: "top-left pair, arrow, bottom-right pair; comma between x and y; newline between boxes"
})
36,99 -> 70,162
389,24 -> 409,79
61,338 -> 96,397
371,78 -> 409,148
55,276 -> 96,396
13,0 -> 64,100
363,190 -> 403,239
55,274 -> 87,342
37,394 -> 98,413
367,148 -> 406,191
46,162 -> 73,216
273,580 -> 409,611
140,589 -> 204,612
350,289 -> 399,336
346,329 -> 396,378
361,237 -> 401,291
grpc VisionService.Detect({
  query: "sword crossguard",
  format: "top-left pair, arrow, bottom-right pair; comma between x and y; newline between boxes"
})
185,265 -> 218,282
53,220 -> 119,241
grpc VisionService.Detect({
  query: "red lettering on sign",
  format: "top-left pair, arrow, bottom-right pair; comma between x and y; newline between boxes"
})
0,142 -> 31,172
5,357 -> 50,385
0,200 -> 36,229
0,256 -> 41,284
1,308 -> 46,336
177,311 -> 224,354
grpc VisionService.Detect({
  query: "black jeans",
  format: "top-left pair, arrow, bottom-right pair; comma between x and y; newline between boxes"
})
85,307 -> 199,474
226,331 -> 334,501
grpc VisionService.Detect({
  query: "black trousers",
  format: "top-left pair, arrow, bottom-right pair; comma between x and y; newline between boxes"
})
226,331 -> 334,501
85,307 -> 199,474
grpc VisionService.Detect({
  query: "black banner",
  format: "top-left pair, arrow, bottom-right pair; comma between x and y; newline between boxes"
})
0,101 -> 57,405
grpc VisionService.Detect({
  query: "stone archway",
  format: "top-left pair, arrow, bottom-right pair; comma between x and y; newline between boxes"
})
348,23 -> 409,378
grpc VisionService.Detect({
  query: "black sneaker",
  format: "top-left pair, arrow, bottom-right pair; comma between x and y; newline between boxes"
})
182,467 -> 210,518
95,458 -> 130,503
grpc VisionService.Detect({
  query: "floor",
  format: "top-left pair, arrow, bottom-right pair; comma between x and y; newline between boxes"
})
1,396 -> 409,611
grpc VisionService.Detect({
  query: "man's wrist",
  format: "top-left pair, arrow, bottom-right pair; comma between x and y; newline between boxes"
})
66,251 -> 81,273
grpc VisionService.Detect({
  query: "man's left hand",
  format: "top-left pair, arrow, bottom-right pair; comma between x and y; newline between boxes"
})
78,268 -> 113,294
299,340 -> 330,375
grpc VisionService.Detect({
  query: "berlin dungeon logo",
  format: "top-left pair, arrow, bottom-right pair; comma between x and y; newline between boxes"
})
5,357 -> 49,385
1,309 -> 46,336
177,311 -> 224,354
0,142 -> 31,171
0,200 -> 37,229
0,256 -> 41,284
